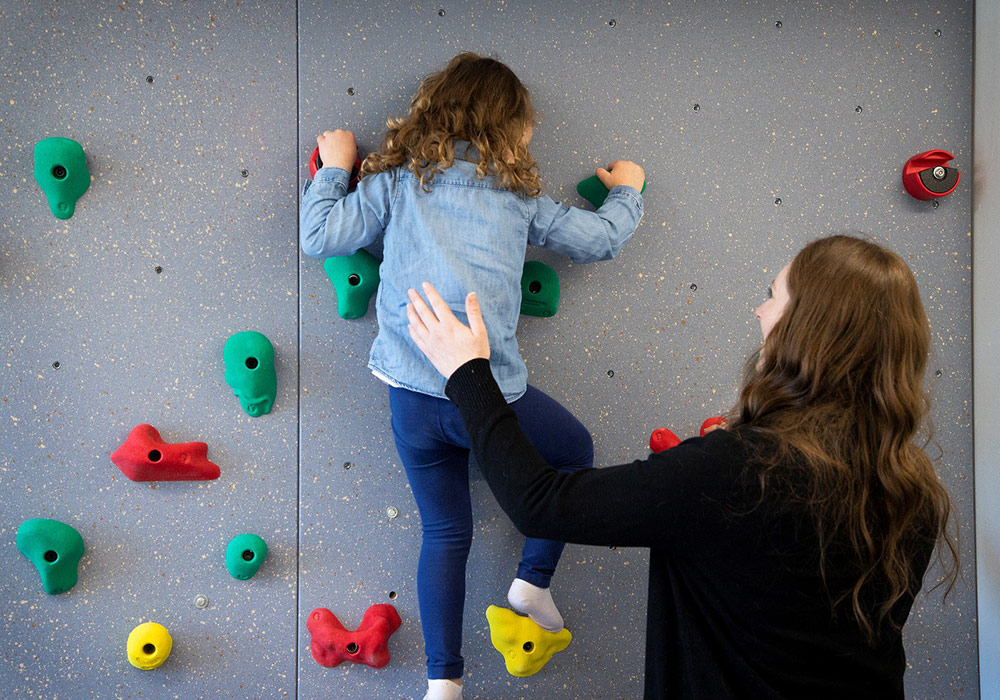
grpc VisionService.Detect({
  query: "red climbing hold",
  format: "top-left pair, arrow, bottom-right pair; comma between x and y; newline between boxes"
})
309,146 -> 363,188
902,149 -> 960,200
111,424 -> 221,481
649,428 -> 681,453
700,416 -> 728,436
307,604 -> 401,669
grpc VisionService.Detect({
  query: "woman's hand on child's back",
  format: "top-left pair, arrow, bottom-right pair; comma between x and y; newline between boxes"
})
596,160 -> 645,193
407,282 -> 491,379
317,129 -> 358,172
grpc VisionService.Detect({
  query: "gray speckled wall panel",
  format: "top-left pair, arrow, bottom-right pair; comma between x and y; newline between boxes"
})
1,0 -> 978,698
298,1 -> 976,699
1,1 -> 299,698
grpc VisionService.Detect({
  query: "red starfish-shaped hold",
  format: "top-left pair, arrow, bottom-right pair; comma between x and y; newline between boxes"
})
111,424 -> 220,481
307,604 -> 402,669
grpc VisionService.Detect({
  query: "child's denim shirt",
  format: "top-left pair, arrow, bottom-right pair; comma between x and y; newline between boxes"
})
300,142 -> 644,402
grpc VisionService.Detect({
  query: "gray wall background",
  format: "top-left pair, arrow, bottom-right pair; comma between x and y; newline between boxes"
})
1,1 -> 978,698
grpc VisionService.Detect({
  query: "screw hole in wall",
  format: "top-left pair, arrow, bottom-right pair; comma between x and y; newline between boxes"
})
240,169 -> 249,178
935,28 -> 942,36
690,283 -> 697,291
43,550 -> 58,563
155,265 -> 163,274
148,449 -> 162,462
607,370 -> 614,377
245,357 -> 259,370
775,20 -> 782,28
438,8 -> 445,16
343,461 -> 352,470
932,200 -> 940,208
388,591 -> 397,600
855,105 -> 863,113
693,104 -> 700,112
347,87 -> 355,96
608,19 -> 616,27
52,361 -> 60,369
935,369 -> 943,377
774,197 -> 782,206
145,75 -> 154,84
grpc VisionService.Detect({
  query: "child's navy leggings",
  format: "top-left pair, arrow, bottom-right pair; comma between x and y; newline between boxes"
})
389,384 -> 594,680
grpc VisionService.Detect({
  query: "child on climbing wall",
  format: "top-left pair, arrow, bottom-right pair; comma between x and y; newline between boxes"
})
299,52 -> 644,700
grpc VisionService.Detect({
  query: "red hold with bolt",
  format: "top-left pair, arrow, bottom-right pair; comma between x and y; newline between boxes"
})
307,604 -> 402,669
111,424 -> 220,481
902,150 -> 960,200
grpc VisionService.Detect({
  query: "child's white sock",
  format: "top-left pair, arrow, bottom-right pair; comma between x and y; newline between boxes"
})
423,679 -> 463,700
507,577 -> 564,633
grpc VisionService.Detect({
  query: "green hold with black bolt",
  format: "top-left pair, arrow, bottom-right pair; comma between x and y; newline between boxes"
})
223,331 -> 277,417
520,261 -> 560,318
323,249 -> 380,319
16,518 -> 85,595
33,137 -> 90,219
226,533 -> 267,580
576,173 -> 646,209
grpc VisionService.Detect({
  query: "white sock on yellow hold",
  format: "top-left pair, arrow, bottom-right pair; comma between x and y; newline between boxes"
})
507,578 -> 564,633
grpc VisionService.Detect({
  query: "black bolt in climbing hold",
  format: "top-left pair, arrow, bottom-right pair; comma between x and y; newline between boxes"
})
146,75 -> 154,84
324,250 -> 380,319
52,361 -> 60,369
523,641 -> 535,652
347,87 -> 355,96
240,169 -> 249,178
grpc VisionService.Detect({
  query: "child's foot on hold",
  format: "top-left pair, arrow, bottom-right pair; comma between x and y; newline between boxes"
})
423,678 -> 463,700
507,577 -> 564,633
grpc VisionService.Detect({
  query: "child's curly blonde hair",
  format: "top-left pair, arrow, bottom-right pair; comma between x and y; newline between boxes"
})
361,53 -> 541,196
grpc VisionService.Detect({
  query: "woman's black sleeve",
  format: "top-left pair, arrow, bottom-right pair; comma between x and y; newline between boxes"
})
445,358 -> 738,550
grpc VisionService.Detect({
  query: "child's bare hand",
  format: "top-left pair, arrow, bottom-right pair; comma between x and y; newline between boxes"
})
317,129 -> 357,172
596,160 -> 645,193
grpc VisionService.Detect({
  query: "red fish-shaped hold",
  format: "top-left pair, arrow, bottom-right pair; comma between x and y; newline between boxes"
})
700,416 -> 728,435
111,424 -> 220,481
307,604 -> 401,669
649,428 -> 681,453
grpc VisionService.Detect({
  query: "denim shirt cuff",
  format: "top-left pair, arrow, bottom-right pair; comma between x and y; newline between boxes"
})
302,166 -> 350,196
606,184 -> 644,211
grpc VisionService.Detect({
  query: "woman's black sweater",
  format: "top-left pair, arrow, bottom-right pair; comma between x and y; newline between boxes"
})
445,359 -> 933,700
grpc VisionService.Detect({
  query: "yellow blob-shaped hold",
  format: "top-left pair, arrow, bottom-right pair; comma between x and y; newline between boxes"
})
126,622 -> 173,670
486,605 -> 571,677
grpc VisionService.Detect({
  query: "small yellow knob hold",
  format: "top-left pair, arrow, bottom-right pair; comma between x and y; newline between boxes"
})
485,605 -> 571,677
126,622 -> 173,670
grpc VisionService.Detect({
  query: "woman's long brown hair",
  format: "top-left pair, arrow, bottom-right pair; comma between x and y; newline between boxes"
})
730,234 -> 958,642
361,52 -> 541,196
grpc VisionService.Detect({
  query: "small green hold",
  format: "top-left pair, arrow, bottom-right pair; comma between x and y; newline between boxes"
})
16,518 -> 85,595
576,174 -> 646,209
226,533 -> 267,580
223,331 -> 277,417
520,261 -> 560,318
323,249 -> 380,319
33,137 -> 90,219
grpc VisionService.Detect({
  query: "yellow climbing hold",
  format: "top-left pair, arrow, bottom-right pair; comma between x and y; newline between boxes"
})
126,622 -> 173,670
485,605 -> 571,677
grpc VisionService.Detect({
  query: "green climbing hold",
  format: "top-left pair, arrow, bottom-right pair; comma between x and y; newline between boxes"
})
226,533 -> 267,580
520,261 -> 560,318
323,249 -> 380,319
16,518 -> 85,595
33,137 -> 90,219
576,174 -> 646,209
223,331 -> 277,417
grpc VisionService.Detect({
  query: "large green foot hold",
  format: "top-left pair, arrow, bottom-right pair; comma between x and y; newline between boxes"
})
576,174 -> 646,209
323,250 -> 380,319
226,533 -> 267,580
16,518 -> 85,595
520,261 -> 560,317
223,331 -> 277,417
34,137 -> 90,219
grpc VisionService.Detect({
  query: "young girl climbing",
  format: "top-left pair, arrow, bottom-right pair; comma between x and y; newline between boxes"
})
299,52 -> 645,700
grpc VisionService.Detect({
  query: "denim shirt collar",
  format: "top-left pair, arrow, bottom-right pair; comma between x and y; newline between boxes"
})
453,140 -> 482,164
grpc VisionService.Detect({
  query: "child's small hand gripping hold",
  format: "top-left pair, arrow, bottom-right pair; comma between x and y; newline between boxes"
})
316,128 -> 358,172
595,160 -> 645,193
407,282 -> 490,380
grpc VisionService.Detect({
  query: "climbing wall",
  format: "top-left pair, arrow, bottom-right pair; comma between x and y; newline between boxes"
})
1,1 -> 978,698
